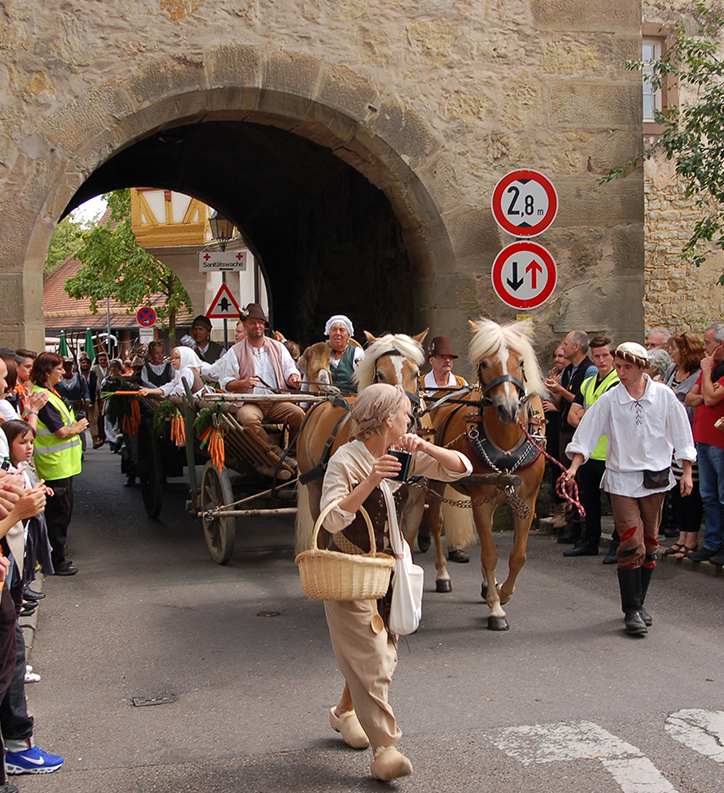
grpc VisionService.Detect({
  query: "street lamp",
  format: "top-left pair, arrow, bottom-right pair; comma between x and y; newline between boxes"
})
209,210 -> 236,348
209,210 -> 235,251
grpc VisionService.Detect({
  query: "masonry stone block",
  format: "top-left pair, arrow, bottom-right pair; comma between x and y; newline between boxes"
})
531,0 -> 640,32
556,177 -> 643,226
127,56 -> 209,109
204,44 -> 263,90
263,52 -> 324,102
444,207 -> 502,263
317,63 -> 380,125
362,95 -> 440,168
550,82 -> 641,129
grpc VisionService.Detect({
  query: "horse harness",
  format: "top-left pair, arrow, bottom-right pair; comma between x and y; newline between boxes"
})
413,366 -> 546,518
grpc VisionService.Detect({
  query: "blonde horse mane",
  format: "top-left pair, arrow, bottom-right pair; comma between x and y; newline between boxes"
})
354,333 -> 426,391
468,318 -> 546,396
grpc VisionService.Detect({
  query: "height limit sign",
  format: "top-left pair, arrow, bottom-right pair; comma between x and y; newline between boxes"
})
491,169 -> 558,238
491,241 -> 557,310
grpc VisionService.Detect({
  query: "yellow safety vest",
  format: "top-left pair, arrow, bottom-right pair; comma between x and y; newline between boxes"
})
580,370 -> 620,461
32,386 -> 82,480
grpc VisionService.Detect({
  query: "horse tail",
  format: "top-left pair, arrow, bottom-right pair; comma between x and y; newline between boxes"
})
295,481 -> 315,555
441,487 -> 478,548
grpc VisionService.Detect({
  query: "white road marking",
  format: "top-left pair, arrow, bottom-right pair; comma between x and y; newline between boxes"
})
665,709 -> 724,763
491,720 -> 679,793
602,757 -> 678,793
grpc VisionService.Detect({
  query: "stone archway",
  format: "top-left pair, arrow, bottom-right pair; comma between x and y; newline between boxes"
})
10,46 -> 471,350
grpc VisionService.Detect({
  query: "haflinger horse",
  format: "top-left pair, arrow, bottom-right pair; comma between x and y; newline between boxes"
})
298,338 -> 364,395
423,318 -> 547,631
295,331 -> 428,553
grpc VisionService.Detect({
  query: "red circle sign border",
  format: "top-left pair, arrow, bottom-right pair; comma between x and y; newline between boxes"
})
491,241 -> 557,310
136,307 -> 157,327
491,169 -> 558,237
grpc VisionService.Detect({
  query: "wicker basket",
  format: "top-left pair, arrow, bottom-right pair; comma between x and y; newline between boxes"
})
295,500 -> 395,601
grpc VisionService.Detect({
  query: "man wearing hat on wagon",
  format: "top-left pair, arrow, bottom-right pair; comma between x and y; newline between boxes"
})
190,314 -> 225,364
422,335 -> 468,397
421,335 -> 471,562
563,342 -> 695,636
209,303 -> 304,443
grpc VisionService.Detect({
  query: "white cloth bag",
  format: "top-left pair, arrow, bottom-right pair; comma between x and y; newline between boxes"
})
380,480 -> 424,635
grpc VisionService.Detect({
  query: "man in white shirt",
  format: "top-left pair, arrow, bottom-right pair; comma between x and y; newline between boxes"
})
422,335 -> 467,397
205,303 -> 303,444
564,342 -> 695,635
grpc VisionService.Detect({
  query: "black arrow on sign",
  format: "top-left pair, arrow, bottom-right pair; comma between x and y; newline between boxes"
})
220,297 -> 230,312
506,260 -> 524,291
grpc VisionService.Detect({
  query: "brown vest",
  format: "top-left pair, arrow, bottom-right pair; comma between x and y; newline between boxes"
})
328,484 -> 409,556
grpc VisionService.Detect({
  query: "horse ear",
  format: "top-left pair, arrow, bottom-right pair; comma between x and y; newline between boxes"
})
413,328 -> 429,345
364,331 -> 377,344
468,319 -> 478,331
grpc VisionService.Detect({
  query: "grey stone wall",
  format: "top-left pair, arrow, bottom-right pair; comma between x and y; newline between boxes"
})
0,0 -> 645,359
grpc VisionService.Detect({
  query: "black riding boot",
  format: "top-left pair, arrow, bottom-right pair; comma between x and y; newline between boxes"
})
617,567 -> 647,635
639,566 -> 654,627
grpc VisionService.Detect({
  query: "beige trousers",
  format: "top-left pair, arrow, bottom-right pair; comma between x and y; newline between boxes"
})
324,598 -> 401,750
236,400 -> 304,442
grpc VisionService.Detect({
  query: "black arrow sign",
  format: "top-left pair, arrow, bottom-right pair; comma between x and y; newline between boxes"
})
506,260 -> 524,291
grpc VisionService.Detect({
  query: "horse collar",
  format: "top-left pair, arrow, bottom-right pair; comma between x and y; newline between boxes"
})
467,410 -> 541,473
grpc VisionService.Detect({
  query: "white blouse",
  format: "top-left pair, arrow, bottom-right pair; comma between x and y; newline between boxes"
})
566,375 -> 696,497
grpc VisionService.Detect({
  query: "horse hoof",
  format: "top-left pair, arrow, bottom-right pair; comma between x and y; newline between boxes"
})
481,585 -> 487,600
435,580 -> 452,593
487,616 -> 509,631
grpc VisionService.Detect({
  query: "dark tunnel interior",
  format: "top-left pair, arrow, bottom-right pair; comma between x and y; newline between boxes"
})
66,121 -> 415,346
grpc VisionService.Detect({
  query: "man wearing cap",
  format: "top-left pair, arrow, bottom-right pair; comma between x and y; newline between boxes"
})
209,303 -> 304,443
564,342 -> 695,636
191,315 -> 224,364
421,335 -> 470,562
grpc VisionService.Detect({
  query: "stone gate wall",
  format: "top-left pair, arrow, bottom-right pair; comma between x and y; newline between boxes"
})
0,0 -> 645,356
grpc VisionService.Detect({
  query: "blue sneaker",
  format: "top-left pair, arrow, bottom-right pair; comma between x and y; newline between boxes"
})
5,745 -> 64,775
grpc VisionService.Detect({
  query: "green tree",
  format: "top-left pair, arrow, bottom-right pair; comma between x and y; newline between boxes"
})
45,214 -> 85,276
604,2 -> 724,275
65,189 -> 192,336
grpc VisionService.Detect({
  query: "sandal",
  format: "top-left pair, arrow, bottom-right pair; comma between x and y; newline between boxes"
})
673,544 -> 697,559
663,543 -> 686,556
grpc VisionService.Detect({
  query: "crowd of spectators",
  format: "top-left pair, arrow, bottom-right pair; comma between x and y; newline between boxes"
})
544,323 -> 724,570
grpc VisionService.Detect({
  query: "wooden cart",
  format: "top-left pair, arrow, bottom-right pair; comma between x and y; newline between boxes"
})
131,390 -> 328,564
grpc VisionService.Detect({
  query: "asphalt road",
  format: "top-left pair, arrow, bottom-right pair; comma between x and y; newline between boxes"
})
18,449 -> 724,792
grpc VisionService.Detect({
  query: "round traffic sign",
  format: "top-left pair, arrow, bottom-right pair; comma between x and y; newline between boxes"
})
491,169 -> 558,237
136,307 -> 157,327
491,241 -> 557,310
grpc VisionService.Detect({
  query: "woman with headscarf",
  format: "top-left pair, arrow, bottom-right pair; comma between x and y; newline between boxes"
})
323,314 -> 364,393
319,383 -> 471,781
138,347 -> 208,399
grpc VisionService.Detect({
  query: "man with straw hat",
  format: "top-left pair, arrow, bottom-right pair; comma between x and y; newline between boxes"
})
563,342 -> 695,636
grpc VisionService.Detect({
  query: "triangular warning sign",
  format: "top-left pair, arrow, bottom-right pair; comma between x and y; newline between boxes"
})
206,283 -> 242,319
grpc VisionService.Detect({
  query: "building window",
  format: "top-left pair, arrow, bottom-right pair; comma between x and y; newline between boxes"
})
642,38 -> 662,122
641,24 -> 678,135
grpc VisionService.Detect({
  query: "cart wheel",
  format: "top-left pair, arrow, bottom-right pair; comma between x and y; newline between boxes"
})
138,417 -> 163,519
201,461 -> 236,564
